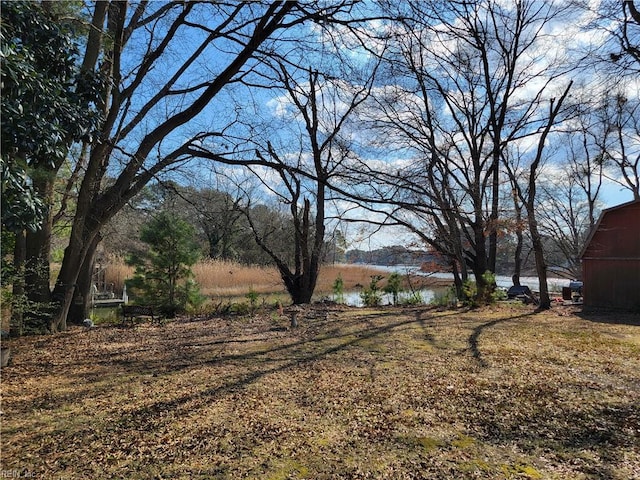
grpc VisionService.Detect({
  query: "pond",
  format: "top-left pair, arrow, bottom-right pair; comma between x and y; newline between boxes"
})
337,287 -> 449,307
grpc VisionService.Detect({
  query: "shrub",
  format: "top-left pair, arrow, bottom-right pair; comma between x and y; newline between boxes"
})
431,287 -> 458,308
399,291 -> 423,306
245,288 -> 259,315
460,271 -> 501,307
383,272 -> 403,305
361,275 -> 384,306
332,274 -> 345,304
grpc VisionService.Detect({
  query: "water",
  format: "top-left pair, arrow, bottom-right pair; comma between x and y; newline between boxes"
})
340,288 -> 447,307
357,264 -> 569,291
336,264 -> 570,307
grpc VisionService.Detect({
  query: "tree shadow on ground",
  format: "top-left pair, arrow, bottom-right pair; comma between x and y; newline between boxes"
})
5,305 -> 639,479
473,396 -> 639,480
79,307 -> 465,434
465,311 -> 536,367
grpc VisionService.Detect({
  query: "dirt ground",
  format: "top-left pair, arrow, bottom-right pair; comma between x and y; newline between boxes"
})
1,303 -> 639,479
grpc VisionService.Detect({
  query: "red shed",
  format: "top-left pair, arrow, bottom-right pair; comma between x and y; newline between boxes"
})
580,199 -> 640,311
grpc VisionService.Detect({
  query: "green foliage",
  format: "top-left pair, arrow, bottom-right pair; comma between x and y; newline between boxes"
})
126,212 -> 203,317
383,272 -> 403,305
0,0 -> 102,232
230,301 -> 251,315
0,247 -> 54,335
89,307 -> 119,326
332,274 -> 345,304
481,271 -> 498,301
399,291 -> 423,306
245,288 -> 259,315
430,286 -> 458,308
0,159 -> 46,232
460,279 -> 478,307
360,275 -> 384,306
459,271 -> 501,307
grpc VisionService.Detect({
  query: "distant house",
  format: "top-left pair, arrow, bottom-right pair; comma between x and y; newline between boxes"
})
580,199 -> 640,311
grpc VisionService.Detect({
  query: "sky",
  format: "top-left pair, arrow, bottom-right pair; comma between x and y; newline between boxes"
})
109,1 -> 639,252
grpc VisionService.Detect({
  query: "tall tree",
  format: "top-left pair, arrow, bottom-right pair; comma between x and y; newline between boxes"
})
1,1 -> 101,332
354,0 -> 575,303
48,1 -> 359,330
508,83 -> 574,309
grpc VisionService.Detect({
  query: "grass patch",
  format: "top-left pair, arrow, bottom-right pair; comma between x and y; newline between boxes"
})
2,304 -> 639,478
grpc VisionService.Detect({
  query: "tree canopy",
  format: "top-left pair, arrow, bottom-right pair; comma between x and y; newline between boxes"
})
1,0 -> 100,232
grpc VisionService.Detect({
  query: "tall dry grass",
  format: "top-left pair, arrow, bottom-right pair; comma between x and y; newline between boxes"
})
104,259 -> 134,294
192,259 -> 283,296
104,258 -> 394,299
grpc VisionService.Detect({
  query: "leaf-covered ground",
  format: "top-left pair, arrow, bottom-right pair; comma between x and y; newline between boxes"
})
1,304 -> 639,479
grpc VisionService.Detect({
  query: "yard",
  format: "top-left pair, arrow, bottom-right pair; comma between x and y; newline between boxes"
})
1,303 -> 639,479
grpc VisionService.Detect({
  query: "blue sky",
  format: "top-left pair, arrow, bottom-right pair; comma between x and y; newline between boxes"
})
106,1 -> 638,250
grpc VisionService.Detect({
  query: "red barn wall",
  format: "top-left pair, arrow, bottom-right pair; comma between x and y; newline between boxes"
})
581,201 -> 640,311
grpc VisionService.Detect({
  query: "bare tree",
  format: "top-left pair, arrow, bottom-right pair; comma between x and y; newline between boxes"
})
595,91 -> 640,200
49,1 -> 360,331
611,0 -> 640,72
537,170 -> 593,280
575,0 -> 639,78
508,83 -> 574,309
187,57 -> 378,305
354,0 -> 575,303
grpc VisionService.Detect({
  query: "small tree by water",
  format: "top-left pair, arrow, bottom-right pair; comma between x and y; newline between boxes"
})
126,212 -> 203,317
361,275 -> 384,307
332,274 -> 345,304
383,272 -> 403,305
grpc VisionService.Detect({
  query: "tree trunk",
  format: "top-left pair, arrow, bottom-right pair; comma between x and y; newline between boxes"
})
488,157 -> 500,273
512,189 -> 524,287
25,226 -> 52,304
68,234 -> 102,324
286,276 -> 314,305
50,223 -> 101,332
24,194 -> 53,307
471,219 -> 491,304
529,217 -> 551,309
10,231 -> 26,337
512,230 -> 523,287
21,173 -> 58,331
523,82 -> 573,310
451,260 -> 463,300
22,169 -> 57,309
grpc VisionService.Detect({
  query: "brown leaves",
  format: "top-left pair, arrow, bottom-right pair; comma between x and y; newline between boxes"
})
1,307 -> 639,478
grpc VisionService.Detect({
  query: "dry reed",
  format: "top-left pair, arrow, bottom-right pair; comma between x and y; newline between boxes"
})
104,258 -> 397,299
192,259 -> 283,296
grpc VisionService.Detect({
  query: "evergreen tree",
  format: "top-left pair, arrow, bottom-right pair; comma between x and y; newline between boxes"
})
127,212 -> 203,317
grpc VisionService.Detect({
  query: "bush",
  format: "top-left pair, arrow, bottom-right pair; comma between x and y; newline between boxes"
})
459,271 -> 502,307
361,275 -> 384,306
383,272 -> 403,305
399,291 -> 423,306
431,287 -> 458,308
245,288 -> 259,315
332,274 -> 345,304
